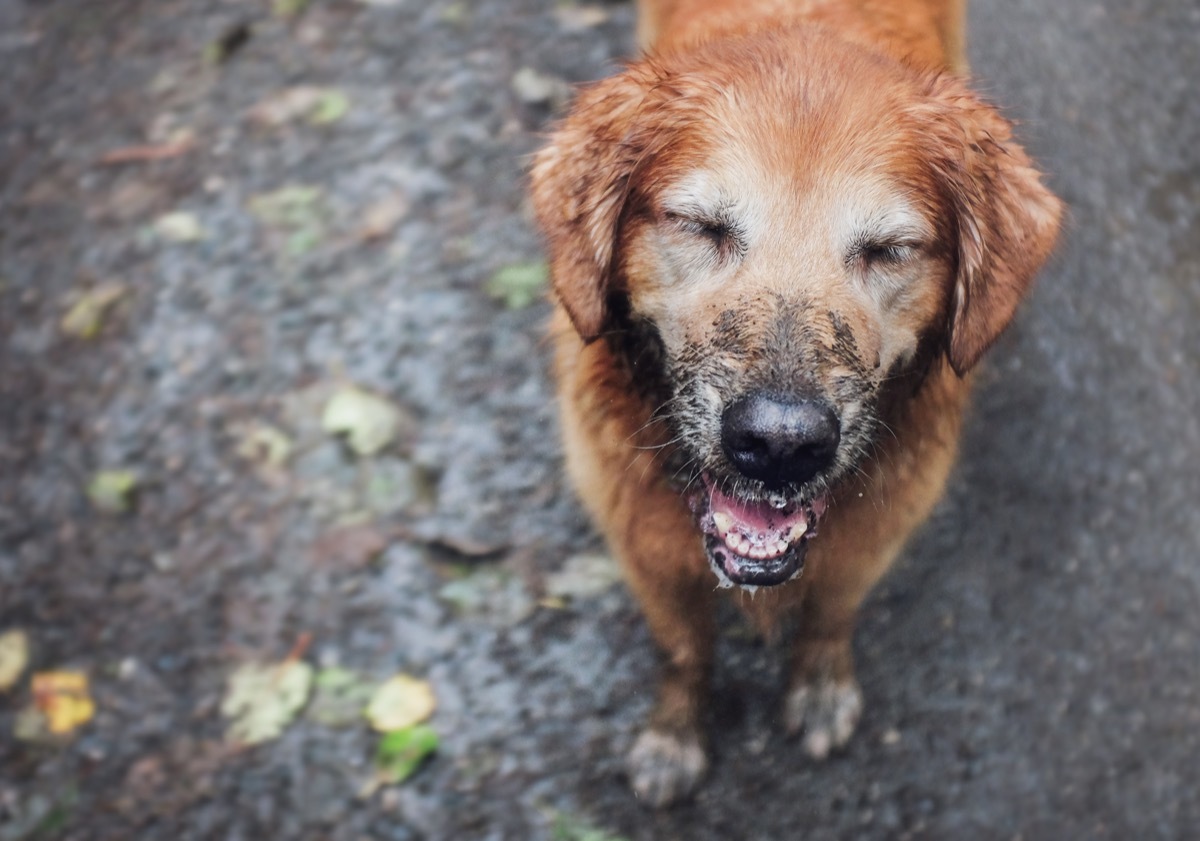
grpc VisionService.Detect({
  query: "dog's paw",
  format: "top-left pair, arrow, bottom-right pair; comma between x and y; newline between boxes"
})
626,727 -> 708,807
783,677 -> 862,759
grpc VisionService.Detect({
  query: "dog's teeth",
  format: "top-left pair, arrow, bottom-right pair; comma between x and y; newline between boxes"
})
712,511 -> 734,537
774,540 -> 788,555
749,546 -> 766,560
788,521 -> 808,541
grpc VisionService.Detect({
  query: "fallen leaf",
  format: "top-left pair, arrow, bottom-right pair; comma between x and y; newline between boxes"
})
486,261 -> 548,310
544,553 -> 622,601
321,386 -> 402,457
553,5 -> 610,31
273,0 -> 310,18
87,470 -> 139,513
310,524 -> 389,571
249,184 -> 324,226
373,725 -> 438,785
438,568 -> 534,626
441,1 -> 468,23
13,705 -> 47,741
365,675 -> 435,733
309,89 -> 350,125
154,211 -> 207,243
307,667 -> 377,728
31,671 -> 95,735
248,184 -> 326,256
247,86 -> 323,128
511,67 -> 571,108
234,422 -> 293,469
358,193 -> 410,241
550,812 -> 629,841
0,630 -> 30,692
61,283 -> 127,339
221,660 -> 313,746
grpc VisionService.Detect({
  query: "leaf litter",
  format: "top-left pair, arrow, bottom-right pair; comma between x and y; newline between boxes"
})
86,470 -> 139,514
0,630 -> 31,692
60,283 -> 127,339
486,261 -> 547,309
321,385 -> 404,457
14,671 -> 96,740
364,675 -> 436,733
221,659 -> 314,746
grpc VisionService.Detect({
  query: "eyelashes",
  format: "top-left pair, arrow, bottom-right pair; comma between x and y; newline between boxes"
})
844,236 -> 923,269
664,210 -> 747,260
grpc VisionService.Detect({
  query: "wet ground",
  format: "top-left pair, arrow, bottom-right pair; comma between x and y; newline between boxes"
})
1,0 -> 1198,838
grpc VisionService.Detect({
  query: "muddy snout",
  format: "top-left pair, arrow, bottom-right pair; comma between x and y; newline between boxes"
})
720,393 -> 841,489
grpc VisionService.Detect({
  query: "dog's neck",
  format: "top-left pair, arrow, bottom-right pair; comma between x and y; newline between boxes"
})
638,0 -> 966,75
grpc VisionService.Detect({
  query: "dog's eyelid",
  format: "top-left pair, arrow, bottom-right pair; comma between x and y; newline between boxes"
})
845,235 -> 925,267
661,208 -> 746,257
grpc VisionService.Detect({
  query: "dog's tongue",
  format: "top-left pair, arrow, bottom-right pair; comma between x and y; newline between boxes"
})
707,484 -> 808,544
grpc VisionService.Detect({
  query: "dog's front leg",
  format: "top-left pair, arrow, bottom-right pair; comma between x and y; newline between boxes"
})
783,530 -> 908,759
614,504 -> 716,807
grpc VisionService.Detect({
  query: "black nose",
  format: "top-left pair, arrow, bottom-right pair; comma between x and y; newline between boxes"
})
721,393 -> 841,488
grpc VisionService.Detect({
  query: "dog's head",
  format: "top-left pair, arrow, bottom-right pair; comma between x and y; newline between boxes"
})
532,31 -> 1061,588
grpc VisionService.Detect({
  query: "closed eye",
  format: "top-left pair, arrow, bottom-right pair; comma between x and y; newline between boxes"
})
845,238 -> 920,268
664,211 -> 746,260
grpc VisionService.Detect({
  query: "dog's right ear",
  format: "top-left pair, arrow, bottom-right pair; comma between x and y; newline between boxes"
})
530,70 -> 653,341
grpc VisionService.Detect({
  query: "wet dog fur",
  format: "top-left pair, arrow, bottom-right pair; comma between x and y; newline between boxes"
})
531,0 -> 1061,806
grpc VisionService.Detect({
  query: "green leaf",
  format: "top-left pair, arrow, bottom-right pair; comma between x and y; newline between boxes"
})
309,90 -> 351,125
86,470 -> 139,514
272,0 -> 310,18
486,262 -> 548,310
551,813 -> 629,841
374,725 -> 438,785
308,667 -> 378,727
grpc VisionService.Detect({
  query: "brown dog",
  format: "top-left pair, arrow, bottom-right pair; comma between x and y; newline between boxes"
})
531,0 -> 1061,806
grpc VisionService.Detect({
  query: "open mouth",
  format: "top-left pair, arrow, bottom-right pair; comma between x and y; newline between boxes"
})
691,474 -> 827,589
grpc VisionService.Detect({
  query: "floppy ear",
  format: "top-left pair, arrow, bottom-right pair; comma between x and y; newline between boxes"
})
530,70 -> 654,341
920,77 -> 1064,375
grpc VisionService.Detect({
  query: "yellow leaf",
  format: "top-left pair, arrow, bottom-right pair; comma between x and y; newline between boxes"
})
365,675 -> 435,732
221,660 -> 314,745
321,386 -> 401,456
0,630 -> 30,692
31,671 -> 95,735
87,470 -> 139,513
61,283 -> 127,339
154,211 -> 207,243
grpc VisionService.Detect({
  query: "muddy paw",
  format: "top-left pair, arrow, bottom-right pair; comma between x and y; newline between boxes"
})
626,727 -> 708,807
783,678 -> 862,759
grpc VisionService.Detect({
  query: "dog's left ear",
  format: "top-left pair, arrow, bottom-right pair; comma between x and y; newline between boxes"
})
530,69 -> 656,342
919,76 -> 1064,375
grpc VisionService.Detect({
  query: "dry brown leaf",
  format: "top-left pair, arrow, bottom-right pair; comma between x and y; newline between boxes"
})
358,193 -> 411,241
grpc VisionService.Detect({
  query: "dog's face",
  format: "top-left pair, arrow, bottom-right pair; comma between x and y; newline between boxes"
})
533,32 -> 1061,588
